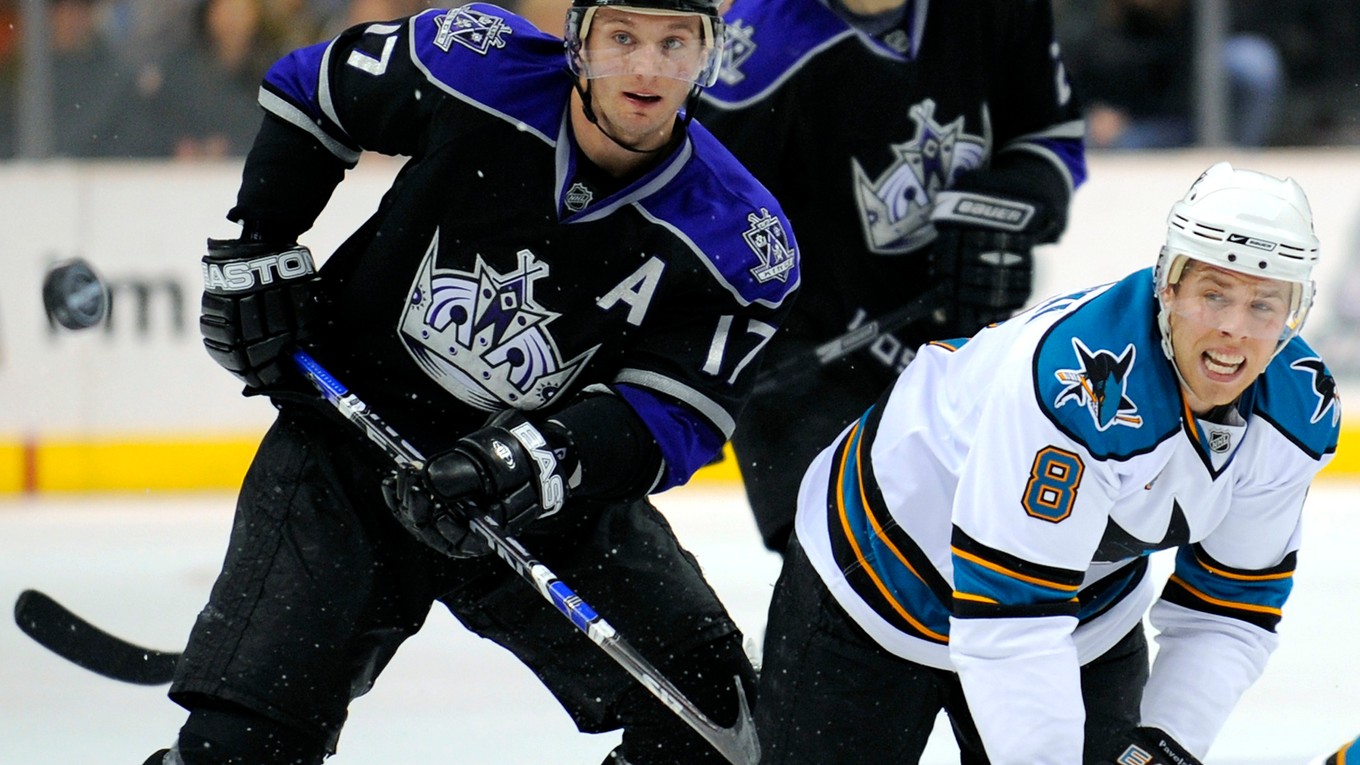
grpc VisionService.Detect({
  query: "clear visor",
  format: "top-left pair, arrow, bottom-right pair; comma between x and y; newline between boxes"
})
1163,257 -> 1309,345
567,7 -> 724,87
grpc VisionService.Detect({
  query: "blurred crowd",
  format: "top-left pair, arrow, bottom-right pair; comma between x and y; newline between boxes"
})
1056,0 -> 1360,149
0,0 -> 1358,160
0,0 -> 568,159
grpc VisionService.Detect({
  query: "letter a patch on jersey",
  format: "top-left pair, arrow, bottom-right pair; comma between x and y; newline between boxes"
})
1053,338 -> 1143,431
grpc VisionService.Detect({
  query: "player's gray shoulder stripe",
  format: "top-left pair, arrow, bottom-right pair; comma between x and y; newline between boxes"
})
406,15 -> 555,147
614,369 -> 736,438
702,29 -> 855,111
564,135 -> 691,222
632,199 -> 797,310
259,88 -> 362,165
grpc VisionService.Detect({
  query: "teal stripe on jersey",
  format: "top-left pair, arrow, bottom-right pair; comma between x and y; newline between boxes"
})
951,552 -> 1080,612
830,412 -> 953,641
1162,545 -> 1293,630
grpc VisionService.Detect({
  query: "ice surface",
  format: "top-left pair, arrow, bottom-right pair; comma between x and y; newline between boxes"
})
2,482 -> 1356,764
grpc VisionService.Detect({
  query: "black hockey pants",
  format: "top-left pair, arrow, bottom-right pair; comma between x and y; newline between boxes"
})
166,406 -> 754,765
755,534 -> 1148,764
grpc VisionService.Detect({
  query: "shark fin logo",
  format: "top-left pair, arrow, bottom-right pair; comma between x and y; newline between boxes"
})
1290,357 -> 1340,427
400,229 -> 597,411
851,98 -> 986,254
1054,339 -> 1144,431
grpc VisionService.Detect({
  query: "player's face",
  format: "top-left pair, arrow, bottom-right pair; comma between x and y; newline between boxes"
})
578,8 -> 704,150
1163,262 -> 1291,414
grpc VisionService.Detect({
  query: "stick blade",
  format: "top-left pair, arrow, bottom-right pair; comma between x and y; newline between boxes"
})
14,589 -> 180,686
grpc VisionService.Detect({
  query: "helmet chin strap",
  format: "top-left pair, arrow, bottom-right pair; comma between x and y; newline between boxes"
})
572,77 -> 696,157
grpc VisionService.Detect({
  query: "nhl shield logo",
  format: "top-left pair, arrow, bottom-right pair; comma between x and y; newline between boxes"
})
743,208 -> 795,283
1208,429 -> 1231,453
433,7 -> 512,54
564,182 -> 593,213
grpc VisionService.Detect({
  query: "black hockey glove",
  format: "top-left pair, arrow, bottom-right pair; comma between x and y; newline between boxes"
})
200,237 -> 321,391
381,411 -> 578,559
928,181 -> 1047,337
1102,727 -> 1202,765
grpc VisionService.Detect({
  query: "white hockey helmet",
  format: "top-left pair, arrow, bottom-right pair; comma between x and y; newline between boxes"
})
1155,161 -> 1321,360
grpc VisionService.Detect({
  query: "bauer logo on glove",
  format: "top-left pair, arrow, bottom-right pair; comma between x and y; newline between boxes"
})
933,191 -> 1038,232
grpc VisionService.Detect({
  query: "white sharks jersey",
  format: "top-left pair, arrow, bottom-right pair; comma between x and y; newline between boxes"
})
794,268 -> 1340,762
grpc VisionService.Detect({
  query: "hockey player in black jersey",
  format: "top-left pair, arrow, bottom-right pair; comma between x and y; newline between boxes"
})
141,1 -> 798,763
696,0 -> 1087,555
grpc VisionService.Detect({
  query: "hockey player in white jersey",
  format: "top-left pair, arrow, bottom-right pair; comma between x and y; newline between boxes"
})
1312,733 -> 1358,764
754,161 -> 1340,765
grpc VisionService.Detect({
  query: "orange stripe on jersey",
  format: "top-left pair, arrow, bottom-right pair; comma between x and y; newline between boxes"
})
1191,553 -> 1293,581
1181,396 -> 1201,440
1168,575 -> 1284,617
835,421 -> 950,643
951,546 -> 1082,594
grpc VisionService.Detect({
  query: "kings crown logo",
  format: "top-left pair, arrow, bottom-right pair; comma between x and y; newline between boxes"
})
400,229 -> 597,411
852,99 -> 987,255
433,6 -> 512,54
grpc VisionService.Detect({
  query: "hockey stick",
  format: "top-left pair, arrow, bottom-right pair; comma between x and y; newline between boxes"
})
751,284 -> 945,396
15,350 -> 759,763
291,349 -> 759,765
13,589 -> 179,685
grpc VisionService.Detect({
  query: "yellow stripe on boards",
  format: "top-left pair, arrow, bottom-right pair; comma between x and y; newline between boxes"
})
24,436 -> 260,493
0,423 -> 1358,494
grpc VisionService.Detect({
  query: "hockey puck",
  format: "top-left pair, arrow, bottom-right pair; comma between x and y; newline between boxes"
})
42,258 -> 110,330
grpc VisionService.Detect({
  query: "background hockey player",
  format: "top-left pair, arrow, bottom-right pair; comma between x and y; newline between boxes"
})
752,162 -> 1339,764
142,1 -> 799,763
696,0 -> 1087,555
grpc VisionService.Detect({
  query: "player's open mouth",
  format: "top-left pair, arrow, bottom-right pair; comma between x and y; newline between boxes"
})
1203,349 -> 1245,376
625,92 -> 662,104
